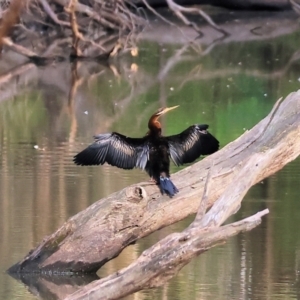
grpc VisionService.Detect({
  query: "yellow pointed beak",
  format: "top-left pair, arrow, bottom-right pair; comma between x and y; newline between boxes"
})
161,105 -> 179,115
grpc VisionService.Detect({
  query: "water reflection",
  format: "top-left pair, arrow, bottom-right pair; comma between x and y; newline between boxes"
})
1,10 -> 300,300
10,273 -> 99,300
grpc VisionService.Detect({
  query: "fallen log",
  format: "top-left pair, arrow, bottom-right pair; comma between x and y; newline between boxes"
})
65,209 -> 269,300
8,90 -> 300,275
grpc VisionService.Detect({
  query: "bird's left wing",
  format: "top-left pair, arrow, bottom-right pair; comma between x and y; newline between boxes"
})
166,124 -> 219,166
73,132 -> 149,170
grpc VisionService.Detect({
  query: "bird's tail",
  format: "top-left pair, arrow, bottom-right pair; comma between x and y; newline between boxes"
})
159,175 -> 179,197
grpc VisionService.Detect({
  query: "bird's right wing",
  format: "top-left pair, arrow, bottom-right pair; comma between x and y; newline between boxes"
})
73,132 -> 149,170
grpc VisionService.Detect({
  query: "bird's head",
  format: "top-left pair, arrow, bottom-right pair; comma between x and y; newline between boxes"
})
154,105 -> 179,118
147,105 -> 179,135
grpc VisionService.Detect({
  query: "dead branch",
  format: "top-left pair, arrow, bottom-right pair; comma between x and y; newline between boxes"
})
0,0 -> 146,61
1,37 -> 40,57
165,0 -> 229,36
141,0 -> 177,28
290,0 -> 300,14
0,0 -> 294,63
0,0 -> 24,52
66,0 -> 83,57
53,0 -> 123,30
39,0 -> 70,27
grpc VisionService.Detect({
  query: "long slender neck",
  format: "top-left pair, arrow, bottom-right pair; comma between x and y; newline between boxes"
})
148,115 -> 162,136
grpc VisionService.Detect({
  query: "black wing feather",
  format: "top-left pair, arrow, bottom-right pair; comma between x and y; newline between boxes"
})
73,132 -> 149,170
166,124 -> 219,165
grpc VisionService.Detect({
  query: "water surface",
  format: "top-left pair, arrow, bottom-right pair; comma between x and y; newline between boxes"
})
1,10 -> 300,300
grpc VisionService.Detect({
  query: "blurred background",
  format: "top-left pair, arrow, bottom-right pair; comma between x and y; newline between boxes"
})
0,8 -> 300,300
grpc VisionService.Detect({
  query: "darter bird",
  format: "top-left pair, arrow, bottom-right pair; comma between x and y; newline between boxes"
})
73,106 -> 219,197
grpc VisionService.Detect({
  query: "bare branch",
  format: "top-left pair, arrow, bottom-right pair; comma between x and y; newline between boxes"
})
2,37 -> 38,57
290,0 -> 300,14
165,0 -> 228,36
39,0 -> 70,27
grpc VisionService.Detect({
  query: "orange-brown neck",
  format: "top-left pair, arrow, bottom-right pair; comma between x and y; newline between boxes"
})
148,115 -> 162,136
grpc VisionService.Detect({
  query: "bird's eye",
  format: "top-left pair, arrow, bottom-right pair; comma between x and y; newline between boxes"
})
157,108 -> 165,114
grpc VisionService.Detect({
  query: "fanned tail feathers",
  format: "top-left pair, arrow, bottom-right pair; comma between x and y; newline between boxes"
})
159,176 -> 179,197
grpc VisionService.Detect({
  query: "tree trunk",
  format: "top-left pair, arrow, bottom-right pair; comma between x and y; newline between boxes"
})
7,90 -> 300,276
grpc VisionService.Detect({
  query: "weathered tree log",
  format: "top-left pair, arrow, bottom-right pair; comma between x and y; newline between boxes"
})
65,209 -> 269,300
8,90 -> 300,275
64,149 -> 276,299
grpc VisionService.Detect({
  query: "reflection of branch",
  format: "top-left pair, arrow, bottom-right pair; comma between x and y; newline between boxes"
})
157,38 -> 229,83
172,46 -> 300,92
0,62 -> 35,86
158,44 -> 190,80
0,62 -> 36,103
10,273 -> 98,300
68,61 -> 83,144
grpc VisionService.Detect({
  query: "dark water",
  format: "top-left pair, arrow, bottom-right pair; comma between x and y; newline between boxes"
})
1,10 -> 300,300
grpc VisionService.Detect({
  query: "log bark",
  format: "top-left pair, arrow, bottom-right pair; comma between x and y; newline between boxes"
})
8,90 -> 300,275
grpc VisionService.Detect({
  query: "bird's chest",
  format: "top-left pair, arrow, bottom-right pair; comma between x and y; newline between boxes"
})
149,139 -> 169,158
